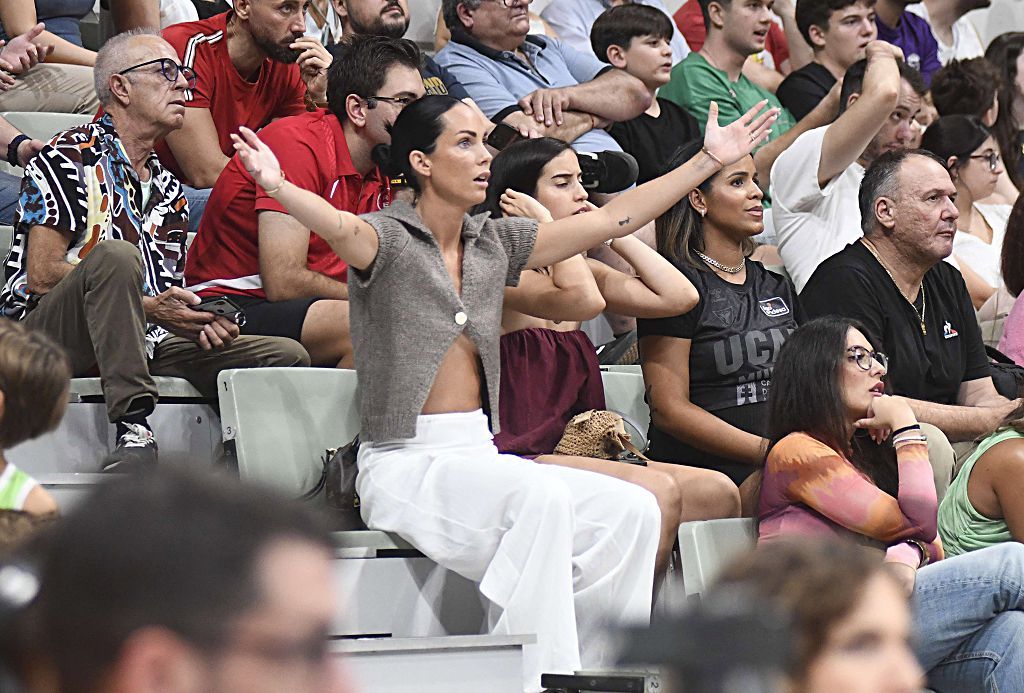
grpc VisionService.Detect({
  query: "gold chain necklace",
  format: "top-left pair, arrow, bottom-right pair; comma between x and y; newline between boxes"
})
860,238 -> 927,335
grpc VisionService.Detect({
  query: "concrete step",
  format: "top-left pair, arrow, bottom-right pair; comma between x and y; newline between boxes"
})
37,473 -> 108,511
334,634 -> 531,693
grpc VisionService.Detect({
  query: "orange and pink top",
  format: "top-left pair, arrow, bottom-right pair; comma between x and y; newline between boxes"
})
759,433 -> 943,565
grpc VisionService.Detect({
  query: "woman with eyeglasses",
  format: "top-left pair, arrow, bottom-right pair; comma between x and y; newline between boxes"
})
921,115 -> 1012,316
760,315 -> 1024,692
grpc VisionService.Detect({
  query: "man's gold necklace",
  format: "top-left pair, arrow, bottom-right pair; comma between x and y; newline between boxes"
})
860,238 -> 927,335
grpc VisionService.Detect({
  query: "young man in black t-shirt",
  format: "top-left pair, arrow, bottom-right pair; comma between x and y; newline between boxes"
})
776,0 -> 878,120
801,149 -> 1019,444
591,4 -> 702,184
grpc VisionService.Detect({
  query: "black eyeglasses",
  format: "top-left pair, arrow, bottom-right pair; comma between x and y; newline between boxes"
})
969,151 -> 1001,173
364,94 -> 417,108
118,58 -> 197,90
847,346 -> 888,372
488,0 -> 526,6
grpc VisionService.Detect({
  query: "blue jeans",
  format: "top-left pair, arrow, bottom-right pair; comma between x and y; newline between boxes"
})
0,171 -> 19,226
913,543 -> 1024,692
182,185 -> 210,234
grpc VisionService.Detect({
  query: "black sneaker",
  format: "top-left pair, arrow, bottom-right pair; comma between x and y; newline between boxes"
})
102,423 -> 158,473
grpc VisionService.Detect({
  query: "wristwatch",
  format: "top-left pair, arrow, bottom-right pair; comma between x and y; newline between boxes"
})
7,134 -> 29,167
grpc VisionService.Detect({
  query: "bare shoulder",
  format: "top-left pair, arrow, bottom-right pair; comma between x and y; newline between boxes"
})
22,484 -> 58,516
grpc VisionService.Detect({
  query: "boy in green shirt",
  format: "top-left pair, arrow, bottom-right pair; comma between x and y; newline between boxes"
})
663,0 -> 835,192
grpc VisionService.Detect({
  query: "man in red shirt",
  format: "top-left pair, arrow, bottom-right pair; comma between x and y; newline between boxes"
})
185,35 -> 425,368
159,0 -> 333,189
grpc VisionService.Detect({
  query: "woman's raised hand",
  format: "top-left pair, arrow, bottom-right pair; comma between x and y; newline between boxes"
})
500,189 -> 554,223
702,100 -> 779,167
230,126 -> 284,193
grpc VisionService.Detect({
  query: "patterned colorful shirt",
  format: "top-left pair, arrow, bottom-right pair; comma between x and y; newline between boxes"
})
0,113 -> 189,354
759,433 -> 943,564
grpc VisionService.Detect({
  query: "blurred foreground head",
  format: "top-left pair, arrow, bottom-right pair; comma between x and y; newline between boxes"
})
20,471 -> 351,693
714,540 -> 924,693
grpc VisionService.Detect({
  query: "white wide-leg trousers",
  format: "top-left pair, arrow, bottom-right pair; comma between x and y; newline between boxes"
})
356,410 -> 661,693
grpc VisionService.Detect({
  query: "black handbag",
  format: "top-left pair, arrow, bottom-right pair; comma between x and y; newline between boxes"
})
299,436 -> 366,530
987,346 -> 1024,400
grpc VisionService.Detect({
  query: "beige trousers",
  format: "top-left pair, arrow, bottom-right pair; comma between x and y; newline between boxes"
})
0,63 -> 99,115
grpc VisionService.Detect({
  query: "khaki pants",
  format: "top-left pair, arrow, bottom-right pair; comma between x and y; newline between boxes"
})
0,63 -> 99,115
25,240 -> 310,422
923,423 -> 955,503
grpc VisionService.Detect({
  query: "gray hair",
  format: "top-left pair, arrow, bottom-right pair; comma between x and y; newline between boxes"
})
858,149 -> 946,235
441,0 -> 484,32
93,27 -> 163,106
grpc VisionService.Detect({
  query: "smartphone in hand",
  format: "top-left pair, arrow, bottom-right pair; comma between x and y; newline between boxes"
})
190,295 -> 247,327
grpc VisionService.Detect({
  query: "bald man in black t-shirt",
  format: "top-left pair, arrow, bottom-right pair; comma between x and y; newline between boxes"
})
802,149 -> 1020,447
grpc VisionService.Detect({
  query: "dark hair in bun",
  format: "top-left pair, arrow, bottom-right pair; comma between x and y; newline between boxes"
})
371,95 -> 464,193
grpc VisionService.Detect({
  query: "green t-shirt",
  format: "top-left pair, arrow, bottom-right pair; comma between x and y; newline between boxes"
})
660,52 -> 796,141
938,427 -> 1023,556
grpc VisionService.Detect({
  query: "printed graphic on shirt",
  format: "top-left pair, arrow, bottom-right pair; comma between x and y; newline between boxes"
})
422,75 -> 450,96
905,53 -> 922,72
758,297 -> 790,317
943,320 -> 959,340
710,328 -> 791,405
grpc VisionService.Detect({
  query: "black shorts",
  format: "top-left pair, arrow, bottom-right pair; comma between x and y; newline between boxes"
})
231,296 -> 321,342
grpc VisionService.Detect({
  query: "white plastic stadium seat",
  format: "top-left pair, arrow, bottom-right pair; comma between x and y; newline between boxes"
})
677,518 -> 758,597
217,367 -> 360,497
0,225 -> 13,257
600,364 -> 643,375
0,112 -> 93,175
600,370 -> 650,444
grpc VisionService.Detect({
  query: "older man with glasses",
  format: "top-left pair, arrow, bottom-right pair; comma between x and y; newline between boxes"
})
0,29 -> 310,473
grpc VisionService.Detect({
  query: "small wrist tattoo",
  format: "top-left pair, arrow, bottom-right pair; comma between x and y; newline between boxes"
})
617,216 -> 631,226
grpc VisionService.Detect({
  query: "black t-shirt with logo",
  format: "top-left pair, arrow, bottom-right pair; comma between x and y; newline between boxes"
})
637,259 -> 802,483
801,241 -> 990,403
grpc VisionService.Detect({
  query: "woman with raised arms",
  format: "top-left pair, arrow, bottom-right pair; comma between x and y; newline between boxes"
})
231,94 -> 777,693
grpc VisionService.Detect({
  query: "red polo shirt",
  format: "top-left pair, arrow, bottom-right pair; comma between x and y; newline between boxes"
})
157,11 -> 307,184
184,109 -> 391,298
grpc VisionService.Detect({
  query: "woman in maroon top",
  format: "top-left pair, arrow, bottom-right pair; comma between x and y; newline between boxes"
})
479,137 -> 744,581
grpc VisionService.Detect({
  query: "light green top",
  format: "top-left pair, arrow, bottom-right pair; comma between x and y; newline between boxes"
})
659,52 -> 796,140
0,462 -> 38,511
938,428 -> 1023,556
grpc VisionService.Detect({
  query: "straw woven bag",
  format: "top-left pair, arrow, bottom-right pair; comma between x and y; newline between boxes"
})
553,409 -> 649,461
